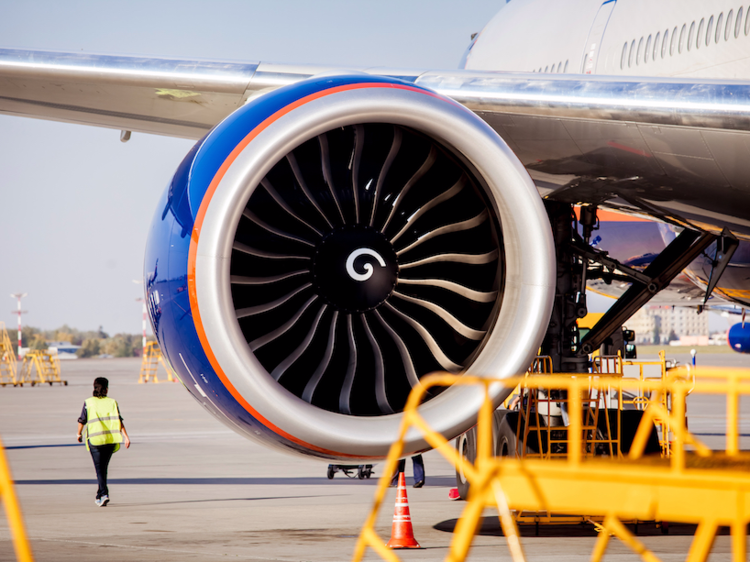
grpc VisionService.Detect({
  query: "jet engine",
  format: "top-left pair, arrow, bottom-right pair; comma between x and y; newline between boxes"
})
729,322 -> 750,353
144,74 -> 555,460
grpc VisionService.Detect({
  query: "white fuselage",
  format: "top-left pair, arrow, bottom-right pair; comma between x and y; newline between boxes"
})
466,0 -> 750,79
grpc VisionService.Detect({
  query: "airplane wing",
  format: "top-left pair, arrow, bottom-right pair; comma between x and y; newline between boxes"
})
2,48 -> 750,238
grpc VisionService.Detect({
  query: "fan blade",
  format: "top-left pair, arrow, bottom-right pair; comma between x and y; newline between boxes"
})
301,311 -> 339,403
392,291 -> 486,340
396,210 -> 488,256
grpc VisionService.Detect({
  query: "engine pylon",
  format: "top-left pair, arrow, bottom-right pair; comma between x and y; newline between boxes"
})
386,472 -> 421,549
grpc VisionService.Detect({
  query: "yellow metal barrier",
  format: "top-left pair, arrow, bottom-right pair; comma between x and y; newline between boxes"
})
0,435 -> 34,562
621,350 -> 696,457
0,322 -> 18,386
18,351 -> 66,386
354,368 -> 750,562
138,341 -> 175,383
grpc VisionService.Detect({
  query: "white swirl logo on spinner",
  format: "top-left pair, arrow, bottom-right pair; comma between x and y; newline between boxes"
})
346,248 -> 386,282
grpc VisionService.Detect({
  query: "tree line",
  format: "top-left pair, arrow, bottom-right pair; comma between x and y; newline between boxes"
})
5,325 -> 145,358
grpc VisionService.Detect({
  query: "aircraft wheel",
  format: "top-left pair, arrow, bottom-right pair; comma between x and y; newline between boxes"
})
455,428 -> 477,500
496,416 -> 519,458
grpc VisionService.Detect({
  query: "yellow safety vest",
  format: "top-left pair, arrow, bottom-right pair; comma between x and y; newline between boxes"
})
84,396 -> 123,452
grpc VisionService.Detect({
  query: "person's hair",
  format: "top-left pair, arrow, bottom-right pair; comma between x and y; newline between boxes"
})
93,377 -> 109,398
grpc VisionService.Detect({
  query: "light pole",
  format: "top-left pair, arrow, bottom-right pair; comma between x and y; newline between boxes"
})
10,293 -> 27,360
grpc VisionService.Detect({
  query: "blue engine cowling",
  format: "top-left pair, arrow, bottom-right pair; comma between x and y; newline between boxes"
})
143,74 -> 556,460
728,323 -> 750,353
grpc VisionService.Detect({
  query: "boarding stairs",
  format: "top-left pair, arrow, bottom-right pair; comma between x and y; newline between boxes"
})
0,322 -> 18,386
139,341 -> 175,383
19,350 -> 66,386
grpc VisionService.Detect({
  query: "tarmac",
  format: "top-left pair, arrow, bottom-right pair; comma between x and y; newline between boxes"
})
0,353 -> 748,562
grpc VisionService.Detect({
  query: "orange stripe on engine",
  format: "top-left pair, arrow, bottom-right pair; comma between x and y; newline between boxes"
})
187,82 -> 428,458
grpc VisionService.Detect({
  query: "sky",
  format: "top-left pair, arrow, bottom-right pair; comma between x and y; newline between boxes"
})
0,0 -> 506,335
0,0 -> 732,336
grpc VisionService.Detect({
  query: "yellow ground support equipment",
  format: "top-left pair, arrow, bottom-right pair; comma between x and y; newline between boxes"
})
18,351 -> 66,386
138,341 -> 175,383
0,435 -> 34,562
496,351 -> 674,528
354,368 -> 750,562
0,322 -> 18,386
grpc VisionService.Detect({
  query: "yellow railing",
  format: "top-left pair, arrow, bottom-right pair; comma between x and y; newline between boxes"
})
354,367 -> 750,562
0,322 -> 18,386
0,436 -> 34,561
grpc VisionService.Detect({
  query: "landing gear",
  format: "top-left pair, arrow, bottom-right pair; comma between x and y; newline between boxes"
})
454,201 -> 717,500
542,201 -> 717,370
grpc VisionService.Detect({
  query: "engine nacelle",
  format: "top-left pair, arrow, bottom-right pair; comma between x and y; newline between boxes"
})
728,323 -> 750,353
144,74 -> 555,460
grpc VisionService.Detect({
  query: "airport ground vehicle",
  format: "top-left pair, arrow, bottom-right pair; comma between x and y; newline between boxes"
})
326,464 -> 375,480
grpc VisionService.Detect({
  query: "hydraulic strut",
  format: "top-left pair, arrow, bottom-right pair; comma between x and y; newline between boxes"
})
541,201 -> 719,367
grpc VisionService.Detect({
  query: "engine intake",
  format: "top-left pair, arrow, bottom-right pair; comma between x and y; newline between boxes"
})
145,74 -> 555,460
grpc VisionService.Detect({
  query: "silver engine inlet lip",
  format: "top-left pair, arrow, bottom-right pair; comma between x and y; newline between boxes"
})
194,83 -> 555,459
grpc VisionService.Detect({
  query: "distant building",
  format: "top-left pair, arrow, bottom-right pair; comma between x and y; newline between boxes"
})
626,306 -> 709,345
47,341 -> 80,359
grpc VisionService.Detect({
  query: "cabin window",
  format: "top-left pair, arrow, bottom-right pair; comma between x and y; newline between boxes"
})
662,29 -> 670,58
564,60 -> 569,73
637,37 -> 644,64
670,26 -> 678,54
544,65 -> 549,72
745,6 -> 750,35
679,24 -> 687,53
653,32 -> 661,60
726,10 -> 734,40
736,7 -> 744,37
716,13 -> 724,43
688,21 -> 696,50
629,39 -> 636,67
696,19 -> 704,49
645,35 -> 652,63
707,16 -> 715,46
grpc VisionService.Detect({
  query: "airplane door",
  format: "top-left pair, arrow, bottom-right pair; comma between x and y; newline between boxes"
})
581,0 -> 616,74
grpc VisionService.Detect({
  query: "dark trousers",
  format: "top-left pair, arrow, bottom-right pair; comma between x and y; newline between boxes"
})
391,455 -> 425,484
90,444 -> 116,499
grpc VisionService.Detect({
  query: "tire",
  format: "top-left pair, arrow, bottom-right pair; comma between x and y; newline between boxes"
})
496,417 -> 519,458
455,427 -> 477,500
327,465 -> 335,479
357,466 -> 366,480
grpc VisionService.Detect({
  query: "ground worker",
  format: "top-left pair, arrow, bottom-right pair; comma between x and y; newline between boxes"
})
76,377 -> 130,506
391,454 -> 425,488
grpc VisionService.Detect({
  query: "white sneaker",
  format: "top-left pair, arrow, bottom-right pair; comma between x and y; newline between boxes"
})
100,495 -> 109,507
95,498 -> 103,507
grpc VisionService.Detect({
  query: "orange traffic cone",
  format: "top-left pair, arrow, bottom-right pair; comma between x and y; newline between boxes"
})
386,472 -> 421,549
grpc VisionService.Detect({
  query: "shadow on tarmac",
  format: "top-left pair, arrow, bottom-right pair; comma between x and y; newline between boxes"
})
14,476 -> 457,486
434,516 -> 723,537
6,443 -> 84,450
